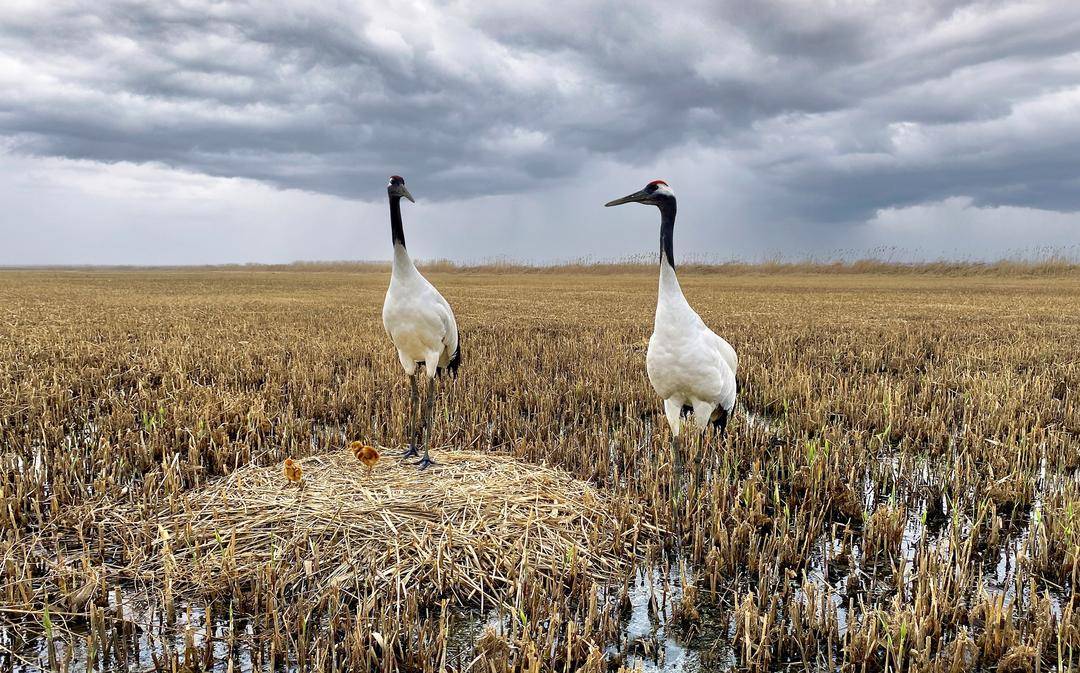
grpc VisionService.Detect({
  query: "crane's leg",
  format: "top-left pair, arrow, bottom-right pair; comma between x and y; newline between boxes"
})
415,366 -> 438,470
402,372 -> 421,459
691,400 -> 717,489
663,398 -> 685,482
671,432 -> 683,485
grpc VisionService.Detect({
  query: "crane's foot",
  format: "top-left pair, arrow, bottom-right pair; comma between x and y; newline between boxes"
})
401,444 -> 420,459
414,454 -> 437,470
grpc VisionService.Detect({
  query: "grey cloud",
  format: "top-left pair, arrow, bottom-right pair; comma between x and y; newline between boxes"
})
1,0 -> 1080,232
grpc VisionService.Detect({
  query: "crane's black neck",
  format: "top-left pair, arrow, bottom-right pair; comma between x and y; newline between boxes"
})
659,198 -> 676,271
389,195 -> 406,249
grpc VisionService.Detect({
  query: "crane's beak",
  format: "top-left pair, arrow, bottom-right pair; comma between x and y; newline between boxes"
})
604,189 -> 649,207
398,186 -> 415,203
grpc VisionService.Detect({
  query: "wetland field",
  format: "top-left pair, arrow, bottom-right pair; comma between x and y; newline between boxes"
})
0,265 -> 1078,672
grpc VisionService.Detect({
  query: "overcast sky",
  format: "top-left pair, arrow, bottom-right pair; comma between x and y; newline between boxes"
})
2,0 -> 1079,265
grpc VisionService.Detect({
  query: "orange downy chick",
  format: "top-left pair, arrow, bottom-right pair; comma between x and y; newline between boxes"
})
349,441 -> 380,474
283,458 -> 303,484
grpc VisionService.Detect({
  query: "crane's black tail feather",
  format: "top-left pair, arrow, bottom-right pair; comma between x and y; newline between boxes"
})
443,337 -> 462,378
710,406 -> 730,434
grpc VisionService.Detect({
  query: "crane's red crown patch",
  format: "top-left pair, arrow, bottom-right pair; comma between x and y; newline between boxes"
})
648,180 -> 668,187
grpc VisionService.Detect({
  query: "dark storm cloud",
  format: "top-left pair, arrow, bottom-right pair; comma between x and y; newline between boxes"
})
2,0 -> 1080,222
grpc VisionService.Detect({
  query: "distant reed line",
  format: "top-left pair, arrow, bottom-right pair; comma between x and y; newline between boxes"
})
6,255 -> 1080,276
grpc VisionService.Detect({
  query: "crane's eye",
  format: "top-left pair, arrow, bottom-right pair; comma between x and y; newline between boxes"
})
645,183 -> 658,193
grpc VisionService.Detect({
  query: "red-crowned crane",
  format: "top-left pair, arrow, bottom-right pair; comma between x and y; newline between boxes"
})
381,176 -> 460,469
605,180 -> 737,468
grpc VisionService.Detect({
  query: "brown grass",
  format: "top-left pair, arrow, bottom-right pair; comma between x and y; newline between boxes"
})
0,266 -> 1077,671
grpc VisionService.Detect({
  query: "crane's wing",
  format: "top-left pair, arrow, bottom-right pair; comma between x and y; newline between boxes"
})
694,323 -> 737,412
425,282 -> 460,375
710,331 -> 738,377
429,289 -> 457,353
689,309 -> 738,377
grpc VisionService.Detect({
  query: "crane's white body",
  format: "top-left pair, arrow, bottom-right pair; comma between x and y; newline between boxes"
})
382,245 -> 458,378
647,259 -> 737,437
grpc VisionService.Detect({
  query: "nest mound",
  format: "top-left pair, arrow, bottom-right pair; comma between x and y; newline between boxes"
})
146,450 -> 638,608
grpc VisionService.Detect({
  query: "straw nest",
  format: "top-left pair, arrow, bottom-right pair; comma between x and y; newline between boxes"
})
134,449 -> 645,609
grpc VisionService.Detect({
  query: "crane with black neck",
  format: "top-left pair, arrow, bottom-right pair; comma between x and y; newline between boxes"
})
381,176 -> 460,470
604,180 -> 737,471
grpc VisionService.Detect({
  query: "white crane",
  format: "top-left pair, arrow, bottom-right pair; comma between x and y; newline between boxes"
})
605,180 -> 737,466
381,175 -> 460,469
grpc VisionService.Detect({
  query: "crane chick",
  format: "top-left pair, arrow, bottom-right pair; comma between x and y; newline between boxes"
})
282,458 -> 303,486
350,441 -> 381,474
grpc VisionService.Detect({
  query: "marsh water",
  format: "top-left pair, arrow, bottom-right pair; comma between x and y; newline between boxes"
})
2,411 -> 1075,672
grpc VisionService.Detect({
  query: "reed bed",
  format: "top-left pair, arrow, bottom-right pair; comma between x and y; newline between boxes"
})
0,267 -> 1078,671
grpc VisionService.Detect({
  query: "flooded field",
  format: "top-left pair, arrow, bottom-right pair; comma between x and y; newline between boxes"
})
1,266 -> 1077,671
